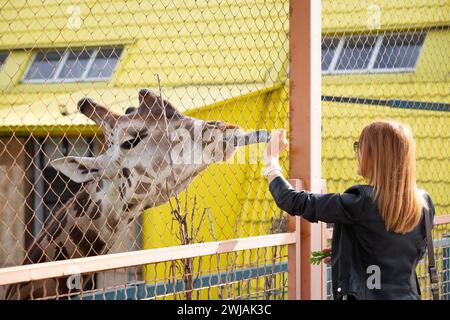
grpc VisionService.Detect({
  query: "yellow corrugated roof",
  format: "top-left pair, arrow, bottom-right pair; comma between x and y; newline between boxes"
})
0,84 -> 278,133
0,0 -> 289,87
323,0 -> 450,33
0,0 -> 448,132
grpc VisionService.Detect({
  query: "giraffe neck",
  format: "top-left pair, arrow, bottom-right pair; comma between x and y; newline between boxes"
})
26,173 -> 135,265
7,173 -> 139,299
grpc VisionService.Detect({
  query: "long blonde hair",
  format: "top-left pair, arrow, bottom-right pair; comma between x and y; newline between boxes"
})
358,120 -> 428,234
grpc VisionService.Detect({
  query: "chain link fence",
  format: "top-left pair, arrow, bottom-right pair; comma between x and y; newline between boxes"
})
0,0 -> 290,299
321,2 -> 449,214
0,0 -> 448,300
321,0 -> 449,300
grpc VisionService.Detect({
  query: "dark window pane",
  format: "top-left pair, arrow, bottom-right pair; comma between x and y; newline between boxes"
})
24,50 -> 63,80
374,33 -> 425,70
58,48 -> 94,79
0,52 -> 8,71
322,38 -> 340,71
335,36 -> 377,71
88,47 -> 122,78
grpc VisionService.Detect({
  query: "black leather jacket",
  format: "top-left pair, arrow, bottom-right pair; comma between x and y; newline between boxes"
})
269,176 -> 435,300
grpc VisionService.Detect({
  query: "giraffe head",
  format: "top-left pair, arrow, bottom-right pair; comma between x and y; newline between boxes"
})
51,89 -> 270,209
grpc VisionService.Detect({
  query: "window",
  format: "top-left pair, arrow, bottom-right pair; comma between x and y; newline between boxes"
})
321,38 -> 340,72
87,47 -> 123,78
373,33 -> 425,70
335,36 -> 377,71
0,52 -> 8,71
23,50 -> 64,80
322,32 -> 425,74
58,48 -> 93,80
23,46 -> 123,83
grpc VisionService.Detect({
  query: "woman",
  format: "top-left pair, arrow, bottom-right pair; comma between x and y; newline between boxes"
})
264,120 -> 434,300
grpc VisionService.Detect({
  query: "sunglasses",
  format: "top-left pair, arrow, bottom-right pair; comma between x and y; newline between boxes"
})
353,141 -> 359,153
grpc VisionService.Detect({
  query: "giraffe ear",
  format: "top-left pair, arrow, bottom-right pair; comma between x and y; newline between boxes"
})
50,156 -> 102,183
137,88 -> 183,120
77,97 -> 119,135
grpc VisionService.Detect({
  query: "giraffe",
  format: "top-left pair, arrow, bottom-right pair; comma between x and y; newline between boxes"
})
5,88 -> 270,299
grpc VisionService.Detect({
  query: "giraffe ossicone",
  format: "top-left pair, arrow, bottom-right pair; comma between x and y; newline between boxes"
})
6,88 -> 270,299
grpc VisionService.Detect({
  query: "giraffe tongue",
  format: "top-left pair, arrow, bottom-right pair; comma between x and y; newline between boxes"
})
233,130 -> 271,147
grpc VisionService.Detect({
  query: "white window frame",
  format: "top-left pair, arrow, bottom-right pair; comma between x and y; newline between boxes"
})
329,35 -> 380,75
22,47 -> 122,83
22,50 -> 67,83
322,32 -> 425,75
55,48 -> 94,82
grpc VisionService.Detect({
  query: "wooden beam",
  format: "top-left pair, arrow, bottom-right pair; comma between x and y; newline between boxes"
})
434,214 -> 450,225
287,179 -> 303,300
289,0 -> 322,300
0,233 -> 296,286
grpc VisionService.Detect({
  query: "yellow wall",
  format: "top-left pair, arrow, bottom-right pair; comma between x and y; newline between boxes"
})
323,29 -> 450,101
322,101 -> 450,216
321,26 -> 450,216
142,86 -> 289,245
323,0 -> 449,33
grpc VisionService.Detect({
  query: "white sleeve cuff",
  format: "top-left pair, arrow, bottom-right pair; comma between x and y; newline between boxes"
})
263,164 -> 283,177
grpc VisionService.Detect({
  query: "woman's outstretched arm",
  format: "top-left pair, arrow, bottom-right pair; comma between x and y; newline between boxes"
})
264,130 -> 365,224
268,175 -> 365,224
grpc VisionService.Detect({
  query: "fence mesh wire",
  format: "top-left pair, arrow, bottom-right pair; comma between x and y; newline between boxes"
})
321,0 -> 449,300
0,0 -> 290,300
0,0 -> 449,300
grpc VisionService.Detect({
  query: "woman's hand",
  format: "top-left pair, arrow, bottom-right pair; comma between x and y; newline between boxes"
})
264,129 -> 289,166
263,129 -> 288,182
323,247 -> 332,265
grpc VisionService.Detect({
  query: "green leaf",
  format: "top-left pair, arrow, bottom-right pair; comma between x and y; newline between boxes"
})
309,250 -> 331,265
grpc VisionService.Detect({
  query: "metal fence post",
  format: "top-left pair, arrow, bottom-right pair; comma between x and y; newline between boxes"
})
289,0 -> 323,300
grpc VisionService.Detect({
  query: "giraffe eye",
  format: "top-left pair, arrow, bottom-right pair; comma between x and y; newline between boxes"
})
120,130 -> 149,150
205,121 -> 222,129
